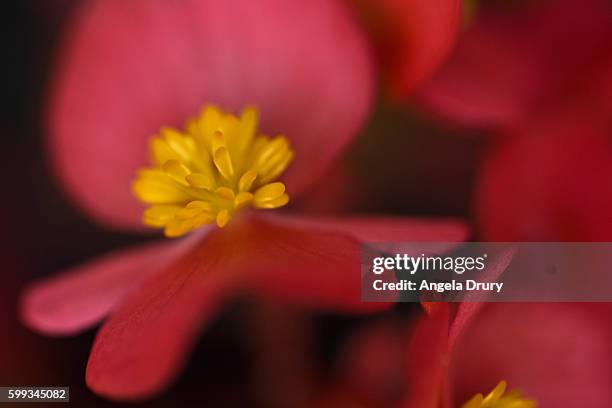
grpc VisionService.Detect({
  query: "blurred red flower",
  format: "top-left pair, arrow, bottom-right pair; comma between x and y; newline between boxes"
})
338,302 -> 612,407
419,0 -> 612,240
351,0 -> 462,99
404,302 -> 612,407
21,0 -> 467,401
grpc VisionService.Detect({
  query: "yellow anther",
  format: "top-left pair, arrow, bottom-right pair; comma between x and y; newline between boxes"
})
216,209 -> 231,228
162,160 -> 191,184
133,105 -> 294,237
254,182 -> 285,201
213,146 -> 234,180
185,201 -> 212,211
238,170 -> 257,192
185,172 -> 213,190
215,187 -> 235,201
143,205 -> 182,227
234,192 -> 254,209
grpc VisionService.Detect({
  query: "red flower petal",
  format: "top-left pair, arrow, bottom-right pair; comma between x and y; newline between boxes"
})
49,0 -> 374,230
88,213 -> 435,399
263,213 -> 469,243
449,303 -> 612,407
404,249 -> 514,407
85,213 -> 467,399
419,0 -> 612,128
354,0 -> 461,98
253,214 -> 468,309
85,230 -> 240,400
20,237 -> 200,336
403,306 -> 450,408
476,105 -> 612,241
241,215 -> 394,313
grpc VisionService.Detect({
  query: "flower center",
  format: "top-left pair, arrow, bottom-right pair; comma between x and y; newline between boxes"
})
462,381 -> 537,408
133,105 -> 294,237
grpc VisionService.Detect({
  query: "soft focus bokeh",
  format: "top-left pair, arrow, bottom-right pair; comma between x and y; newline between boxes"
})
3,0 -> 612,406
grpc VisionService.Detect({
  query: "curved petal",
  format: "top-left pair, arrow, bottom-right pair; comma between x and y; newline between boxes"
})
240,215 -> 387,313
85,213 -> 465,399
354,0 -> 461,98
49,0 -> 374,230
419,0 -> 612,128
88,212 -> 415,400
405,249 -> 515,406
402,306 -> 450,408
250,214 -> 468,310
263,213 -> 469,243
476,106 -> 612,241
19,236 -> 200,336
85,229 -> 240,400
449,303 -> 612,407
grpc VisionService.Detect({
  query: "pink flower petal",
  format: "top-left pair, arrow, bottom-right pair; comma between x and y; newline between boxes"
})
263,213 -> 469,242
88,212 -> 424,399
241,215 -> 385,313
405,250 -> 514,407
85,229 -> 241,400
355,0 -> 461,98
20,236 -> 201,336
449,303 -> 612,407
419,0 -> 612,128
251,214 -> 467,310
403,306 -> 450,408
49,0 -> 374,230
476,105 -> 612,241
84,213 -> 466,399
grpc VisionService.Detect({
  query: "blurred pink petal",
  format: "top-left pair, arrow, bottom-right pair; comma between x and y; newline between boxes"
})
20,236 -> 201,336
254,214 -> 468,310
355,0 -> 461,98
264,213 -> 469,242
243,216 -> 381,313
294,158 -> 360,214
403,306 -> 449,408
86,236 -> 237,400
419,0 -> 612,129
402,303 -> 612,408
476,105 -> 612,241
449,303 -> 612,407
404,250 -> 515,407
49,0 -> 373,230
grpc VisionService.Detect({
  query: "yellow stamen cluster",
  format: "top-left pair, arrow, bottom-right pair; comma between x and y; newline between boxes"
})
462,381 -> 537,408
132,105 -> 294,237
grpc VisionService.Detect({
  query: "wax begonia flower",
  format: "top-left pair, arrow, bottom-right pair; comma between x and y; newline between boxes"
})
402,303 -> 612,407
338,302 -> 612,407
24,105 -> 468,400
417,0 -> 612,240
476,103 -> 612,241
471,46 -> 612,241
22,0 -> 468,400
419,0 -> 612,130
352,0 -> 462,99
48,0 -> 375,229
335,252 -> 513,407
48,0 -> 463,231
